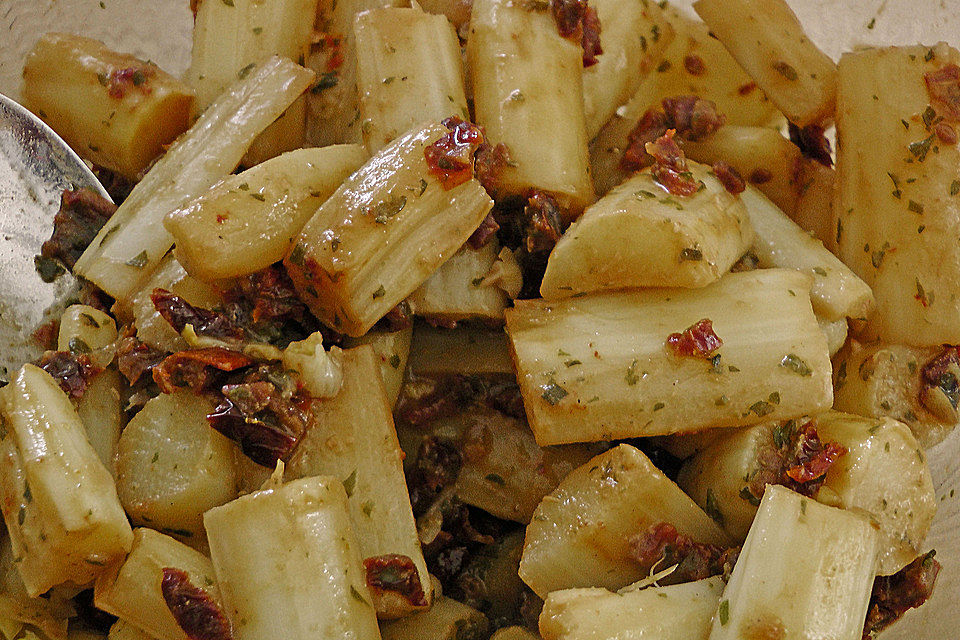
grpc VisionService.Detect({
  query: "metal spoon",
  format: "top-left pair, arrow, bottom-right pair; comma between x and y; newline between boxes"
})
0,92 -> 111,379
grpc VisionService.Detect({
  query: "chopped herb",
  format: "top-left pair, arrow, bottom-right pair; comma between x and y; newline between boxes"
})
780,353 -> 812,376
922,106 -> 938,129
715,395 -> 729,406
739,486 -> 761,507
718,600 -> 730,626
508,89 -> 525,102
867,17 -> 876,29
565,359 -> 582,367
800,498 -> 808,515
331,237 -> 341,251
221,0 -> 234,5
237,182 -> 250,191
653,402 -> 665,411
418,178 -> 428,195
868,424 -> 882,435
370,195 -> 407,224
372,285 -> 386,299
951,180 -> 960,196
312,72 -> 339,93
79,313 -> 100,328
908,199 -> 924,214
749,400 -> 774,417
289,244 -> 306,266
727,365 -> 740,373
635,190 -> 657,199
541,382 -> 568,406
68,337 -> 91,355
705,489 -> 725,526
389,354 -> 401,369
252,26 -> 263,34
916,278 -> 932,307
656,60 -> 672,73
651,24 -> 661,41
23,482 -> 31,503
237,62 -> 256,80
887,172 -> 902,198
680,247 -> 703,261
909,135 -> 934,161
17,507 -> 25,526
485,473 -> 506,485
361,500 -> 374,516
151,452 -> 159,463
772,60 -> 799,81
350,586 -> 367,603
343,469 -> 357,497
901,119 -> 910,130
768,391 -> 781,405
250,192 -> 266,202
812,266 -> 827,276
625,360 -> 640,385
125,250 -> 149,268
34,255 -> 64,283
925,48 -> 935,62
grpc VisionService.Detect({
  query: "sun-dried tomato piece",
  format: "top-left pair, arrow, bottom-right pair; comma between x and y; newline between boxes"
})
41,188 -> 117,271
160,568 -> 233,640
364,554 -> 429,609
207,366 -> 312,467
37,351 -> 101,399
580,6 -> 603,68
788,123 -> 833,166
684,54 -> 706,76
523,191 -> 564,254
116,327 -> 166,385
784,425 -> 847,485
646,130 -> 700,197
744,419 -> 847,501
622,108 -> 671,172
106,66 -> 156,100
661,96 -> 725,142
152,348 -> 254,394
712,161 -> 745,195
473,142 -> 511,196
924,64 -> 960,121
151,289 -> 244,341
628,522 -> 739,585
467,213 -> 501,250
863,551 -> 940,639
31,320 -> 60,351
424,117 -> 485,190
666,318 -> 723,359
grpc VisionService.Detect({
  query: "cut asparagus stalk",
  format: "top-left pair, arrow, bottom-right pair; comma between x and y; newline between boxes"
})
693,0 -> 837,126
126,254 -> 222,354
835,44 -> 960,346
540,576 -> 725,640
0,365 -> 132,597
203,476 -> 381,640
284,120 -> 494,336
540,161 -> 754,298
507,269 -> 833,445
519,444 -> 731,597
354,6 -> 468,152
188,0 -> 319,163
0,535 -> 72,640
581,0 -> 673,139
833,340 -> 956,449
343,326 -> 413,408
708,485 -> 878,640
452,407 -> 596,523
467,0 -> 594,215
589,13 -> 780,197
22,33 -> 194,181
306,0 -> 405,147
407,325 -> 515,377
408,241 -> 509,323
165,144 -> 366,281
676,422 -> 773,541
285,346 -> 431,618
815,411 -> 936,575
56,305 -> 117,369
791,158 -> 836,249
819,316 -> 848,357
682,125 -> 804,216
116,391 -> 238,540
76,368 -> 124,477
740,185 -> 874,322
74,56 -> 314,302
379,592 -> 488,640
94,528 -> 221,640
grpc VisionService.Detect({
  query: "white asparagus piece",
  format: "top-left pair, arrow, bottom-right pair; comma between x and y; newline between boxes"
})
284,121 -> 493,336
408,241 -> 509,323
707,485 -> 878,640
354,6 -> 468,152
0,365 -> 132,596
740,185 -> 874,322
74,56 -> 314,302
540,161 -> 754,297
507,269 -> 833,445
835,44 -> 960,346
286,346 -> 431,618
204,476 -> 381,640
343,326 -> 414,408
166,144 -> 366,281
467,0 -> 594,216
693,0 -> 837,126
540,576 -> 725,640
519,444 -> 731,597
22,33 -> 194,181
94,528 -> 221,640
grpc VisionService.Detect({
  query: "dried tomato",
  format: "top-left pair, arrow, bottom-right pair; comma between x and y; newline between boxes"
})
924,64 -> 960,120
160,568 -> 232,640
712,161 -> 746,195
424,117 -> 485,190
364,554 -> 429,608
647,130 -> 700,196
41,188 -> 116,271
